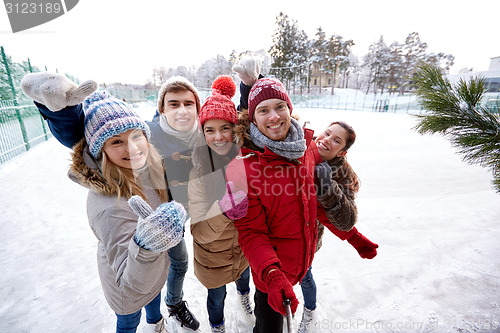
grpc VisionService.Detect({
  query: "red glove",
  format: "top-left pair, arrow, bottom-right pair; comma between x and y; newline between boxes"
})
347,230 -> 379,259
218,181 -> 248,220
264,269 -> 299,316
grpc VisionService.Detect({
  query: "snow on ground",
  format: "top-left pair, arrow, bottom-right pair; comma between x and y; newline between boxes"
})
1,108 -> 500,333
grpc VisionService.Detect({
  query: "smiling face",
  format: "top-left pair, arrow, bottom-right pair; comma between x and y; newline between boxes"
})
252,98 -> 291,141
102,129 -> 149,169
315,123 -> 349,161
203,119 -> 234,156
162,90 -> 198,132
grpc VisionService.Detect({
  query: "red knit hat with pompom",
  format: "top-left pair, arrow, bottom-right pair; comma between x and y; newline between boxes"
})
199,75 -> 238,127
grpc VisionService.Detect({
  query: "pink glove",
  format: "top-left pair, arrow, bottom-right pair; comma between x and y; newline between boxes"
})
264,269 -> 299,316
218,181 -> 248,220
347,231 -> 379,259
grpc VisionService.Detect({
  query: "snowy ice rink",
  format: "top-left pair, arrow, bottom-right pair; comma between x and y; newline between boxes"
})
1,107 -> 500,332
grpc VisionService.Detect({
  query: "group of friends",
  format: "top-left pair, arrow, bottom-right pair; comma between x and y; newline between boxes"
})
21,57 -> 379,333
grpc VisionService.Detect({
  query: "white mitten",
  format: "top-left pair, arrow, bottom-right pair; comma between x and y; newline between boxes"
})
21,72 -> 97,111
232,56 -> 261,86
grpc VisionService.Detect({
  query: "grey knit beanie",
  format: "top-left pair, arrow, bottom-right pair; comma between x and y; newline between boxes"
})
157,76 -> 201,115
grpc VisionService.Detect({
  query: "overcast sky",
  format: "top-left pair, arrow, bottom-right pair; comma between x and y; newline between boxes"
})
1,0 -> 499,85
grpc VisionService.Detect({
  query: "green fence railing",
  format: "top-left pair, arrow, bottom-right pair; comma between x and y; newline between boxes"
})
1,91 -> 498,166
0,100 -> 52,164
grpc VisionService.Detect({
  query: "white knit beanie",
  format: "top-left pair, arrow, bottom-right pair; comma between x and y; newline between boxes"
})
157,76 -> 201,114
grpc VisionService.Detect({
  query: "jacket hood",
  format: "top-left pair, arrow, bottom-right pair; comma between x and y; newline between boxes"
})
68,139 -> 117,196
234,109 -> 252,148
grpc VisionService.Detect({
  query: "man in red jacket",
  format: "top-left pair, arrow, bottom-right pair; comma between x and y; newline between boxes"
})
226,77 -> 347,332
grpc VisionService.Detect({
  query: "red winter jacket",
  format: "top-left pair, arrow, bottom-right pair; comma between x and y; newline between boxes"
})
226,118 -> 325,293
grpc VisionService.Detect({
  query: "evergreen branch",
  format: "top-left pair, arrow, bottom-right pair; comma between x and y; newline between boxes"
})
494,174 -> 500,192
413,62 -> 500,192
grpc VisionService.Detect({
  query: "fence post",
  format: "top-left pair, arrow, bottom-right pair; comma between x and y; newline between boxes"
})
28,57 -> 49,141
1,46 -> 30,150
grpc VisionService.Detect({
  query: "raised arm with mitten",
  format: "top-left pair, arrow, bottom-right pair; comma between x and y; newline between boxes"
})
232,56 -> 261,87
20,72 -> 97,147
21,72 -> 97,111
233,56 -> 264,110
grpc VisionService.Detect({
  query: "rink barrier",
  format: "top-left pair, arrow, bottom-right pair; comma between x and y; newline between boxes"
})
0,99 -> 52,164
2,91 -> 498,165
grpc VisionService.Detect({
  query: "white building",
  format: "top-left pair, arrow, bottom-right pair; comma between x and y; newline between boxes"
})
446,57 -> 500,111
448,56 -> 500,93
488,56 -> 500,71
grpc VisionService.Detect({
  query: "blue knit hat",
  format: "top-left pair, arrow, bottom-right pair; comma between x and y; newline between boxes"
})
83,91 -> 150,158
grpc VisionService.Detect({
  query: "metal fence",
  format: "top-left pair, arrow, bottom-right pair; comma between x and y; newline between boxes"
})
0,87 -> 211,166
290,92 -> 426,115
0,100 -> 52,164
1,91 -> 498,166
0,92 -> 415,166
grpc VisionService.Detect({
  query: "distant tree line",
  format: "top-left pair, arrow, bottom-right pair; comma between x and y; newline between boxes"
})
150,12 -> 455,96
1,10 -> 456,101
268,12 -> 454,95
363,33 -> 454,95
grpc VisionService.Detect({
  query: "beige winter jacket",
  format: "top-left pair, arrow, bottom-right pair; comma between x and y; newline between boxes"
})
187,143 -> 248,289
69,140 -> 170,315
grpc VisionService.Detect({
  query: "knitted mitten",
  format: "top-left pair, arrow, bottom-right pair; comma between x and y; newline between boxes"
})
218,181 -> 248,220
128,196 -> 186,253
232,56 -> 261,86
21,72 -> 97,111
315,161 -> 333,197
347,230 -> 379,259
264,269 -> 299,316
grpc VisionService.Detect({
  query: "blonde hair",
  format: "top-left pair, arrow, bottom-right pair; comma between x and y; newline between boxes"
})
101,142 -> 168,203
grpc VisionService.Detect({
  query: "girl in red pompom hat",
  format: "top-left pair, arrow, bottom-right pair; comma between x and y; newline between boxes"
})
188,75 -> 253,332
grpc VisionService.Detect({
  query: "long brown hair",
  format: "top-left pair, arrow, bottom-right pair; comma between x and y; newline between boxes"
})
101,142 -> 168,203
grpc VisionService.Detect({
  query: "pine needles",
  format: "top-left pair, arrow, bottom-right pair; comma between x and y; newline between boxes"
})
413,62 -> 500,192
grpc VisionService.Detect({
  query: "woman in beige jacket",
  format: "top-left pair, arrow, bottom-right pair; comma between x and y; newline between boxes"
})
187,76 -> 252,332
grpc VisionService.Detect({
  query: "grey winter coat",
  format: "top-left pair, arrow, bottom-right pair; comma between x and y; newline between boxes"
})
69,139 -> 170,315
